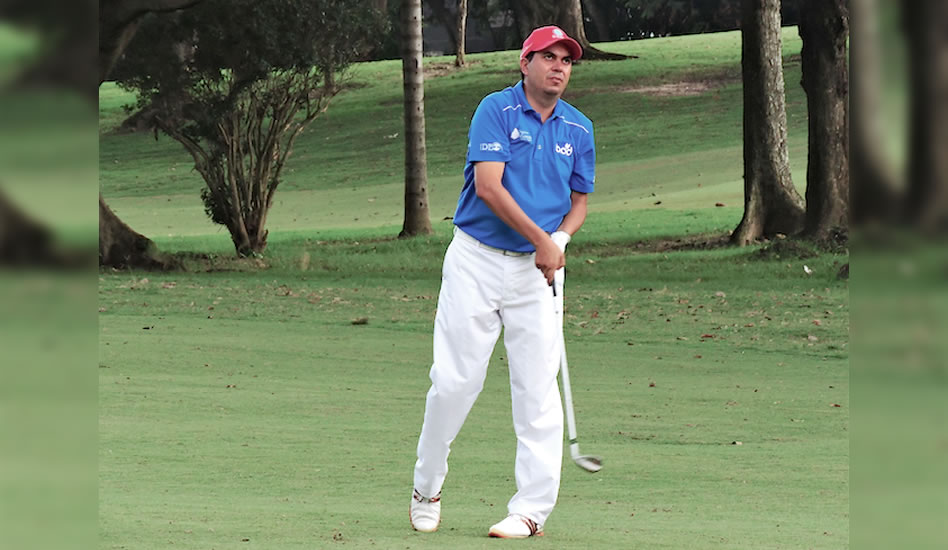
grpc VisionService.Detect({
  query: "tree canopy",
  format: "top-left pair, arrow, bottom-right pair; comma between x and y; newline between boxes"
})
112,0 -> 385,255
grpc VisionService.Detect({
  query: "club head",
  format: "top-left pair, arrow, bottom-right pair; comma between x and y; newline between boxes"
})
573,455 -> 603,473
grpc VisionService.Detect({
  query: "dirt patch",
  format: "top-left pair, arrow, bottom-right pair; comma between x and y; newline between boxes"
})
617,80 -> 731,97
751,229 -> 849,261
564,69 -> 740,101
423,60 -> 481,78
155,251 -> 269,273
582,232 -> 732,258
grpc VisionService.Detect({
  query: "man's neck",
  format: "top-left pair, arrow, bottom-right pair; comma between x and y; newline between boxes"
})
523,85 -> 558,123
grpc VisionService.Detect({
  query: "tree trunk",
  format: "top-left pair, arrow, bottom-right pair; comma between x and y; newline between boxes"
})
428,0 -> 458,49
732,0 -> 805,245
799,0 -> 849,239
16,8 -> 97,104
558,0 -> 627,60
455,0 -> 468,68
98,0 -> 204,270
399,0 -> 434,238
0,190 -> 87,267
510,0 -> 627,61
849,0 -> 902,226
99,195 -> 178,269
902,0 -> 948,230
581,0 -> 610,43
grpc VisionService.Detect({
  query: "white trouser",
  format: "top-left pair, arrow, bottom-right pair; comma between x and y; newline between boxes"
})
413,230 -> 564,526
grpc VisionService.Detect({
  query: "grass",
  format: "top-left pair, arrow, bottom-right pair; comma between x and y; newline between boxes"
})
99,236 -> 848,549
99,27 -> 848,549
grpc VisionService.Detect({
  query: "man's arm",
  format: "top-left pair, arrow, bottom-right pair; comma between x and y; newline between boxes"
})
473,161 -> 564,284
556,191 -> 588,237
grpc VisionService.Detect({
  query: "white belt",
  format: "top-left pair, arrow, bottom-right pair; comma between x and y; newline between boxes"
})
454,227 -> 533,257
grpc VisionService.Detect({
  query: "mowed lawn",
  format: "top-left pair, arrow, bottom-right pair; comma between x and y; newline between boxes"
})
99,28 -> 849,549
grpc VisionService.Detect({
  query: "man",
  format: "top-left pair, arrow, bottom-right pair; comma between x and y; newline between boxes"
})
410,25 -> 595,539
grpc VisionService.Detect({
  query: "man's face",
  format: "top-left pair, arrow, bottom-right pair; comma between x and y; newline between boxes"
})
520,43 -> 573,99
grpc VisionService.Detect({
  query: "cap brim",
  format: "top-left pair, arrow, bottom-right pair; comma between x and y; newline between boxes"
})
522,37 -> 583,61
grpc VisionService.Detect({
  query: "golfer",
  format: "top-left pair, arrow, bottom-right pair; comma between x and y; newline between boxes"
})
409,25 -> 595,539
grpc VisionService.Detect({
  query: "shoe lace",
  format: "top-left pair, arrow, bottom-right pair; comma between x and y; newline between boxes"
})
413,489 -> 441,504
519,516 -> 540,536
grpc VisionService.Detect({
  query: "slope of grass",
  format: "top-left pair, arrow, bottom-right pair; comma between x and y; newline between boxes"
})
98,28 -> 806,210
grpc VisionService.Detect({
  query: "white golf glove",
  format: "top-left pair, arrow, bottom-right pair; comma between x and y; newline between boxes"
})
550,230 -> 571,253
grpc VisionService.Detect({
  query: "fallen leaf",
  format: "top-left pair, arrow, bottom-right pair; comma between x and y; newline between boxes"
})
812,319 -> 822,326
351,317 -> 369,325
715,202 -> 725,207
731,441 -> 743,445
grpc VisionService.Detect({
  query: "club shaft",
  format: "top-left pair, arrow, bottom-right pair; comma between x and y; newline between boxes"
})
554,270 -> 580,448
560,334 -> 580,447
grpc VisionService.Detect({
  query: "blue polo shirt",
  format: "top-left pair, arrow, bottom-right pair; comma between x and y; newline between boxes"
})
454,81 -> 595,252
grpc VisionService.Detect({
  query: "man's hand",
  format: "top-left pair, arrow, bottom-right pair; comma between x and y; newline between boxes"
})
550,230 -> 571,253
535,236 -> 565,285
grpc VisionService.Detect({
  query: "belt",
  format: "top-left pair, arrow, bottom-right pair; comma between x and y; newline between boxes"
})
454,227 -> 533,257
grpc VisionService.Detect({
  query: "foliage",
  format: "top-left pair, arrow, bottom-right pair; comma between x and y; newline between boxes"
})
112,0 -> 384,256
576,0 -> 799,40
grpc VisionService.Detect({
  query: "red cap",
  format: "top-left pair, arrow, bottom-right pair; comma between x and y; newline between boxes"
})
520,26 -> 583,61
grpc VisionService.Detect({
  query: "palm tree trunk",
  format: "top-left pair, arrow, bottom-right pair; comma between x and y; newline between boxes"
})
732,0 -> 805,245
399,0 -> 433,238
799,0 -> 849,239
902,0 -> 948,229
455,0 -> 468,68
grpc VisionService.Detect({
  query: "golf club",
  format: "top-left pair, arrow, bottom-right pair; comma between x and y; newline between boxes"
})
553,269 -> 603,473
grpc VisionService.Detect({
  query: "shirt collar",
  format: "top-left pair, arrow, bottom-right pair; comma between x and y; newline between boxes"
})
513,81 -> 564,119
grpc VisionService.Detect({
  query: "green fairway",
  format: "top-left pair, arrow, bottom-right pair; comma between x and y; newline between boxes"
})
99,27 -> 848,549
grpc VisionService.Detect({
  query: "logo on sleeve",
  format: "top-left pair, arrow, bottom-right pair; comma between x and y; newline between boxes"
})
555,142 -> 573,157
479,142 -> 503,152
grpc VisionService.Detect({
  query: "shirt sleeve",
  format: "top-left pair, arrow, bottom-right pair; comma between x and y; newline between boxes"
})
569,124 -> 595,193
466,94 -> 511,164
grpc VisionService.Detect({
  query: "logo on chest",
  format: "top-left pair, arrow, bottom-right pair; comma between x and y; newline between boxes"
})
510,127 -> 533,143
555,142 -> 573,157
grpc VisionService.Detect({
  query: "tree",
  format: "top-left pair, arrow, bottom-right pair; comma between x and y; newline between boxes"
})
114,0 -> 383,256
849,0 -> 901,226
510,0 -> 627,60
901,0 -> 948,230
0,0 -> 97,102
798,0 -> 849,239
98,0 -> 205,269
399,0 -> 434,237
455,0 -> 469,68
0,1 -> 97,267
731,0 -> 804,245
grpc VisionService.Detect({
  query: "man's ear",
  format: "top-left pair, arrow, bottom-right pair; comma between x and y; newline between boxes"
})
519,56 -> 529,78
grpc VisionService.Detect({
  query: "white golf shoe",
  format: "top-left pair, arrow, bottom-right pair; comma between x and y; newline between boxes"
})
409,489 -> 441,532
488,514 -> 543,538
